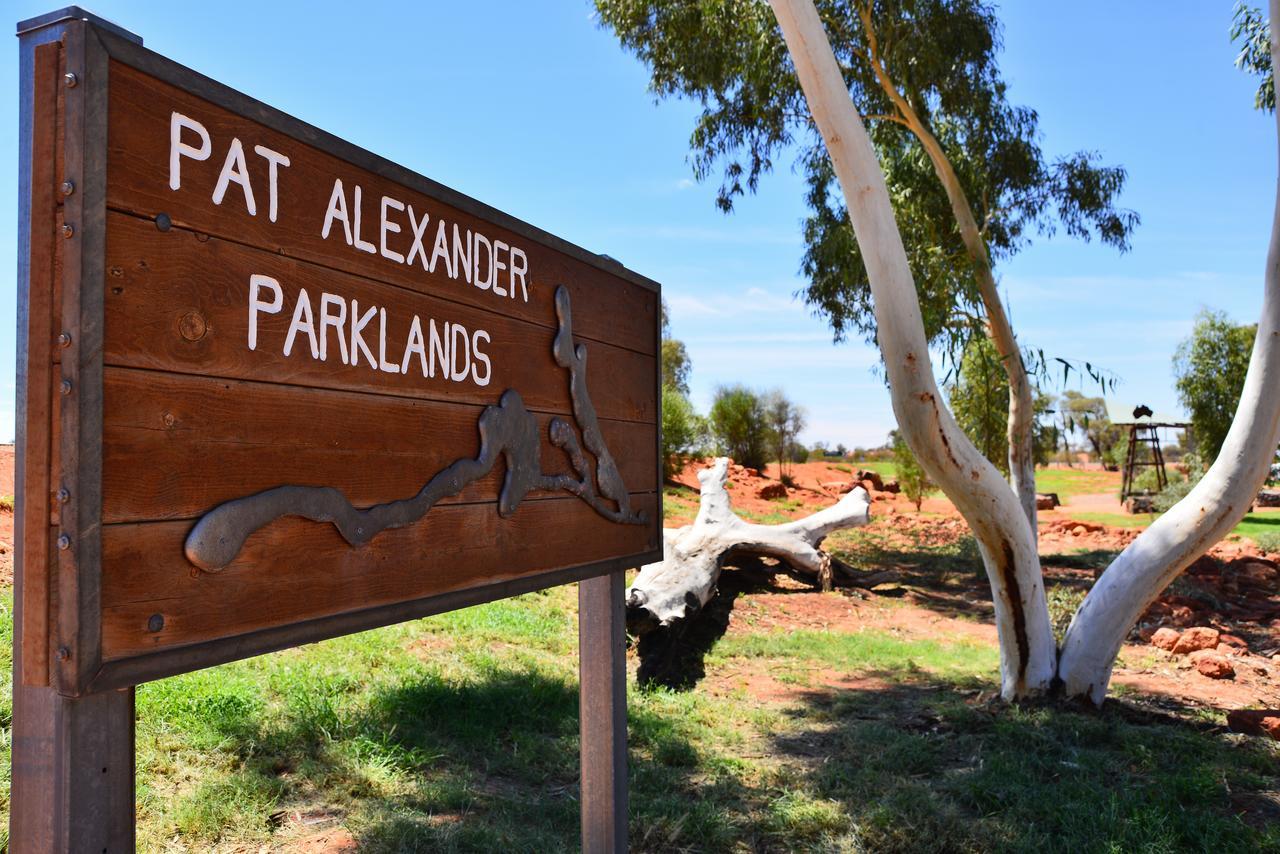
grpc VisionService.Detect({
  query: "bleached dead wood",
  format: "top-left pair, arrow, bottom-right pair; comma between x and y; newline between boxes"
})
625,458 -> 871,630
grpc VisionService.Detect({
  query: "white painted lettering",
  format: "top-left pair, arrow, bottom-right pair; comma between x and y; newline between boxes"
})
379,196 -> 406,264
405,205 -> 430,271
319,292 -> 349,364
429,319 -> 449,379
509,247 -> 529,301
377,308 -> 400,373
283,287 -> 319,359
252,144 -> 290,222
169,112 -> 211,191
450,322 -> 471,382
212,137 -> 257,216
472,329 -> 492,386
352,185 -> 376,254
429,220 -> 453,278
247,274 -> 282,351
349,299 -> 378,367
473,233 -> 493,291
321,179 -> 353,245
401,315 -> 428,376
452,224 -> 472,284
492,240 -> 508,297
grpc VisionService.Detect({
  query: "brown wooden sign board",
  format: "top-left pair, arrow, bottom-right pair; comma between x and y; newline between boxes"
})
15,10 -> 660,698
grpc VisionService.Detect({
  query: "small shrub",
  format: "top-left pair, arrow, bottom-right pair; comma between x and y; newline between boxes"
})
1253,530 -> 1280,554
1046,585 -> 1087,641
891,433 -> 932,511
1129,467 -> 1184,497
780,472 -> 798,489
1152,470 -> 1201,513
0,494 -> 13,512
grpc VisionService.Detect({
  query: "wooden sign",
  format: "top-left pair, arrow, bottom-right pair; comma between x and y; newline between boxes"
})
17,9 -> 661,700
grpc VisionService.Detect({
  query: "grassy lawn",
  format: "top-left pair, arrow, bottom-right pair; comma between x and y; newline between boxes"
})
1053,509 -> 1280,544
2,580 -> 1277,851
1032,467 -> 1121,498
1061,511 -> 1155,530
854,460 -> 897,479
1233,509 -> 1280,540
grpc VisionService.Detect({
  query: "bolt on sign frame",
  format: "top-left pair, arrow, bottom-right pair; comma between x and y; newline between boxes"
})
14,7 -> 659,851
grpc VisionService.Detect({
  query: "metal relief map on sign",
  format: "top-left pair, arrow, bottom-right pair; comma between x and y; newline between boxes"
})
18,17 -> 661,696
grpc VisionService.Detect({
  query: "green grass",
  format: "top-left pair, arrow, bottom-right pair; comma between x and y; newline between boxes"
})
1032,467 -> 1121,498
662,484 -> 700,522
1062,511 -> 1154,530
1,583 -> 1277,851
855,461 -> 897,479
1056,508 -> 1280,544
707,629 -> 998,685
1232,510 -> 1280,540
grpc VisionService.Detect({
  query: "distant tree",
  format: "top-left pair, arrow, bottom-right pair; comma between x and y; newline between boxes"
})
1059,390 -> 1123,465
1234,3 -> 1275,113
710,385 -> 769,470
1173,309 -> 1258,464
659,299 -> 693,394
661,385 -> 706,479
763,390 -> 807,478
891,429 -> 932,512
596,0 -> 1137,529
947,336 -> 1057,474
947,335 -> 1009,473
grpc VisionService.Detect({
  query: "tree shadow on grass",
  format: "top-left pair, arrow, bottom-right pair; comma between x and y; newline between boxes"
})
764,677 -> 1280,852
166,662 -> 751,852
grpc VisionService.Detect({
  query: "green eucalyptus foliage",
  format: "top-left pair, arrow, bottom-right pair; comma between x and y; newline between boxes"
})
595,0 -> 1138,365
946,336 -> 1056,474
1233,3 -> 1275,113
1173,309 -> 1257,464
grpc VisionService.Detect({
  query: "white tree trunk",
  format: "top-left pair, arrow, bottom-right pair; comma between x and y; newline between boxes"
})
625,458 -> 871,628
770,0 -> 1057,700
855,3 -> 1038,537
1057,0 -> 1280,703
773,0 -> 1280,706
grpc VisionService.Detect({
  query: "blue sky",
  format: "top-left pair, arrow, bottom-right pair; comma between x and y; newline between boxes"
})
1,1 -> 1274,447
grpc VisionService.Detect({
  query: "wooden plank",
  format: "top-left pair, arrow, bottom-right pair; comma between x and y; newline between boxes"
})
14,19 -> 136,853
101,367 -> 657,524
19,41 -> 59,687
98,492 -> 658,659
104,61 -> 658,357
103,211 -> 656,423
579,570 -> 630,853
11,683 -> 136,852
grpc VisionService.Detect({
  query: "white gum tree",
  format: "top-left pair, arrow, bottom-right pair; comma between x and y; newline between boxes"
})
769,0 -> 1280,703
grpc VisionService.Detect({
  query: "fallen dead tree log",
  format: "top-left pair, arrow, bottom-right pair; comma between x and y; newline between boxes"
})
625,457 -> 873,633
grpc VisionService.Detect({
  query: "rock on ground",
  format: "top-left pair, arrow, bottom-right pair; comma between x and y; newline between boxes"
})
1172,627 -> 1221,655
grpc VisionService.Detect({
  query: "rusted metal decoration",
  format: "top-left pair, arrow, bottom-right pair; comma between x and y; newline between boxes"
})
14,7 -> 657,850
